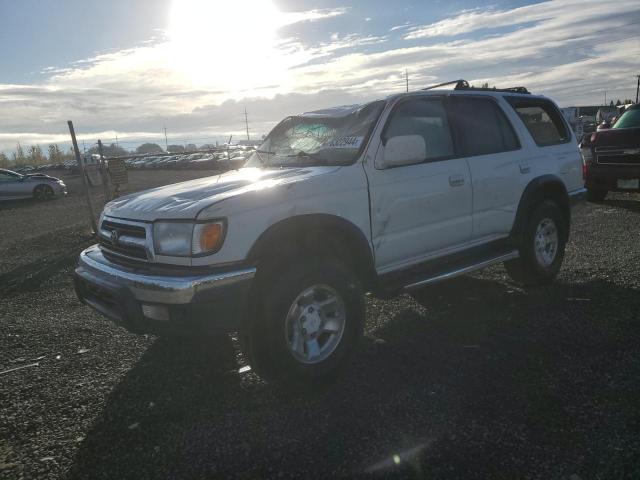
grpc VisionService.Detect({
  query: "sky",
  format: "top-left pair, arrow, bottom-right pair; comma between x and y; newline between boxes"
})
0,0 -> 639,154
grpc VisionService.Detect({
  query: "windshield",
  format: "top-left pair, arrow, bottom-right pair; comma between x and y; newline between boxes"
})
612,108 -> 640,129
246,100 -> 386,168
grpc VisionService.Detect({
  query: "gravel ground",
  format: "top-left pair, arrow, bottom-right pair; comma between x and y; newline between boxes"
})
1,190 -> 639,480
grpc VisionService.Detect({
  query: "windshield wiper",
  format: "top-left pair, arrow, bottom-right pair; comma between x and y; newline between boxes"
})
284,151 -> 326,162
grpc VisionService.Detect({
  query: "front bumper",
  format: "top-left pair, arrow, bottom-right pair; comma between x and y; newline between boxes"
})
74,245 -> 256,336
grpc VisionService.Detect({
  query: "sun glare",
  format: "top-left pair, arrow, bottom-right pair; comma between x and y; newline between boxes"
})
167,0 -> 288,92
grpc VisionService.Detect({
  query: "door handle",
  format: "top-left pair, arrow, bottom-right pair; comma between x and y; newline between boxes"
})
519,163 -> 531,174
449,175 -> 465,187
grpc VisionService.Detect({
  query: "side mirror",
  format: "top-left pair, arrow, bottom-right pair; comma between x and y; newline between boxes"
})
379,135 -> 426,169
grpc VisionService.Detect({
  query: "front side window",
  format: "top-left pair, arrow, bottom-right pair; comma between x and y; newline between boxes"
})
612,107 -> 640,129
507,98 -> 570,146
384,98 -> 454,160
449,97 -> 520,156
246,100 -> 385,168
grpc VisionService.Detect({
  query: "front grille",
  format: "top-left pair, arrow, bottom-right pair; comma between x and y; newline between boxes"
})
98,217 -> 149,261
596,146 -> 640,165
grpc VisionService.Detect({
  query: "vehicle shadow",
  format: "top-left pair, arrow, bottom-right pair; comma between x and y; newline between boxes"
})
66,276 -> 640,480
0,198 -> 39,209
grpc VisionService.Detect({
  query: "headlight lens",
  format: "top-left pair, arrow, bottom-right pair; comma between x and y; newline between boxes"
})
153,221 -> 225,256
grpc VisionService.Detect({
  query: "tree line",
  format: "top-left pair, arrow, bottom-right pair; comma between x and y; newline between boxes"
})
0,141 -> 229,169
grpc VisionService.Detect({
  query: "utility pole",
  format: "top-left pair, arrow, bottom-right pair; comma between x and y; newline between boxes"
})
636,75 -> 640,104
604,91 -> 607,106
244,108 -> 250,141
163,125 -> 168,151
68,121 -> 97,234
405,68 -> 409,93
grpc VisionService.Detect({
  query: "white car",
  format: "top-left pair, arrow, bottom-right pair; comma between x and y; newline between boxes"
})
0,168 -> 67,201
74,80 -> 585,384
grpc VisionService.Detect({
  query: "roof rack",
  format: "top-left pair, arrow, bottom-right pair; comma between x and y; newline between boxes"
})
422,79 -> 469,91
422,79 -> 530,94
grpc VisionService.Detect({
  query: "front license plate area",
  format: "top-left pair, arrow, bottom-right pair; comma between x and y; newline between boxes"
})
617,179 -> 639,190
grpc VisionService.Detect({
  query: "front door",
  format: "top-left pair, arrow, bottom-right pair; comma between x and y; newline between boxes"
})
364,96 -> 473,273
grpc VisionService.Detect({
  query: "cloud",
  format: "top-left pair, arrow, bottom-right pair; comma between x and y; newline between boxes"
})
1,0 -> 639,154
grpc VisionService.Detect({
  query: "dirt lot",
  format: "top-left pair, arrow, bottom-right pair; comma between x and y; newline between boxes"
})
1,172 -> 639,479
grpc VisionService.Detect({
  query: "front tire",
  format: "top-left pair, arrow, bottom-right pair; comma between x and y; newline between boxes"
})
33,184 -> 54,201
241,257 -> 364,384
505,200 -> 566,286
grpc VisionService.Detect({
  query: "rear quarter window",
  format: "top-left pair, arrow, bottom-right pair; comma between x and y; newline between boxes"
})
507,97 -> 570,146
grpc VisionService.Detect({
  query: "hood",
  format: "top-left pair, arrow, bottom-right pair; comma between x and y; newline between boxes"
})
25,173 -> 60,181
103,166 -> 338,221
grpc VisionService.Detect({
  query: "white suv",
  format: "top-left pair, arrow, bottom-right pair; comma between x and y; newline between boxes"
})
74,80 -> 586,384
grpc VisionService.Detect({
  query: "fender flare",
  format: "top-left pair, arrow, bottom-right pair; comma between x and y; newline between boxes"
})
247,213 -> 376,287
510,175 -> 570,243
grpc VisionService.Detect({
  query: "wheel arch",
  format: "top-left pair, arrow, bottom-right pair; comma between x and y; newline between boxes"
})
247,214 -> 377,291
511,175 -> 570,244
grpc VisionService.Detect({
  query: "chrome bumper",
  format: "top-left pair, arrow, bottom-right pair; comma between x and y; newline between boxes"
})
74,245 -> 256,335
76,245 -> 255,304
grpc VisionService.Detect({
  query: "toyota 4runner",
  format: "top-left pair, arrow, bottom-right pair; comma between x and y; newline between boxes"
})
74,80 -> 586,384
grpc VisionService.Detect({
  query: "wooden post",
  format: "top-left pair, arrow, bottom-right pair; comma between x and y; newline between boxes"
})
97,140 -> 112,202
68,121 -> 97,234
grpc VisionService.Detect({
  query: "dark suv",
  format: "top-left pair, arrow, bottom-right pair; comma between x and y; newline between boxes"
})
581,103 -> 640,201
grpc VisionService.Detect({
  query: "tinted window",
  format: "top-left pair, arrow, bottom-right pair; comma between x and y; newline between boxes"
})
0,172 -> 19,182
612,107 -> 640,129
385,98 -> 454,160
507,98 -> 570,146
449,97 -> 519,156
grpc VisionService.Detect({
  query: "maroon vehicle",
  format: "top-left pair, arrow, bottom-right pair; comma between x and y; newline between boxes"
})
581,103 -> 640,201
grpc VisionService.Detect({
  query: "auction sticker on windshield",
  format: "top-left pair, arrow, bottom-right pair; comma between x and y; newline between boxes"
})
322,136 -> 363,149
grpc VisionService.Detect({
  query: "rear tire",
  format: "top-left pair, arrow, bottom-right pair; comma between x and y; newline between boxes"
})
586,188 -> 607,202
504,200 -> 566,286
241,257 -> 364,385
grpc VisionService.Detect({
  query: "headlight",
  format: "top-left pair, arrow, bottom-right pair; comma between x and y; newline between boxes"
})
153,221 -> 225,256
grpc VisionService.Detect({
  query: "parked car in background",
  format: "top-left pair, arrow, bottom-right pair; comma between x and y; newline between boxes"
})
75,81 -> 584,384
581,103 -> 640,201
0,168 -> 67,201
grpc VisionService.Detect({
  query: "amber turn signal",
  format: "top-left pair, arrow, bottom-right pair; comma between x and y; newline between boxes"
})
193,222 -> 225,254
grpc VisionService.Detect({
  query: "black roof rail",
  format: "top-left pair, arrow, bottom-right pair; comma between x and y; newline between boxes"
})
422,79 -> 530,94
422,79 -> 469,91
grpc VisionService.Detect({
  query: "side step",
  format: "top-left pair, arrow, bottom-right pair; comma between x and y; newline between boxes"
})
403,251 -> 519,291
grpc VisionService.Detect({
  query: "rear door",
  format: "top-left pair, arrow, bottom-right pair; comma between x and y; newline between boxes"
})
448,95 -> 530,240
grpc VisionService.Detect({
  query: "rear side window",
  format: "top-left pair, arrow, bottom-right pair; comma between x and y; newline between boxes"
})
507,97 -> 570,146
384,98 -> 455,160
449,97 -> 520,156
